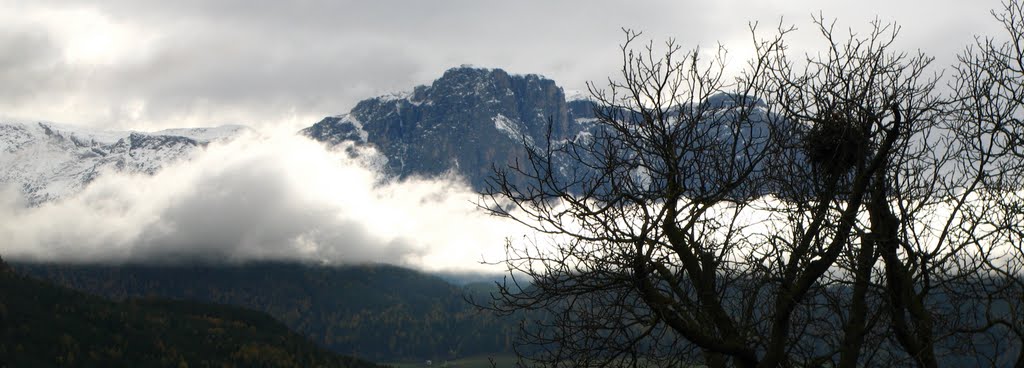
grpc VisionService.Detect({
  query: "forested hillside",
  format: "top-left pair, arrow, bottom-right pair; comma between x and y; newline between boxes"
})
0,257 -> 382,367
14,262 -> 520,362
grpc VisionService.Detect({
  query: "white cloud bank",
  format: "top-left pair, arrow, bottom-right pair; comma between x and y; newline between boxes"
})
0,131 -> 518,272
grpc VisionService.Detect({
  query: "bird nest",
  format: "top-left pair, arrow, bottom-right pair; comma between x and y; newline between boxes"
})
803,111 -> 870,176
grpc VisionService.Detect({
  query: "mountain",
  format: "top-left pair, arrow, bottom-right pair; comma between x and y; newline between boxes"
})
1,67 -> 778,204
302,66 -> 598,191
302,66 -> 782,196
13,261 -> 521,362
0,257 -> 382,367
0,121 -> 244,205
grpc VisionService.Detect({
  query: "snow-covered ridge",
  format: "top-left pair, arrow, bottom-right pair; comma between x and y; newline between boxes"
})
0,121 -> 247,205
493,114 -> 534,147
150,125 -> 248,142
375,90 -> 413,103
564,89 -> 593,102
1,122 -> 246,148
338,114 -> 369,142
447,64 -> 552,83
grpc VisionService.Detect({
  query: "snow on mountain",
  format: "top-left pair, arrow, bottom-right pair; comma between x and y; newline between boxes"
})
0,67 -> 778,208
0,121 -> 246,205
563,89 -> 593,102
492,113 -> 535,147
301,66 -> 782,196
302,66 -> 586,191
151,125 -> 248,142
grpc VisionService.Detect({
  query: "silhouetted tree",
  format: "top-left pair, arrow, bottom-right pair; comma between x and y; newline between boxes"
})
480,5 -> 1024,367
944,1 -> 1024,366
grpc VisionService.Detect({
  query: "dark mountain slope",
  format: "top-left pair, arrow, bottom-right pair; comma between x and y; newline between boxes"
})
0,257 -> 382,368
13,262 -> 518,362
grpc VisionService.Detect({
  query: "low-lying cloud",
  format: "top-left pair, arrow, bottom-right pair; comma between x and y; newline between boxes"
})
0,131 -> 516,272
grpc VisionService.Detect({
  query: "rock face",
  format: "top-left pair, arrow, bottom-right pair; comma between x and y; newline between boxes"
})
302,66 -> 785,196
0,122 -> 245,205
303,66 -> 597,190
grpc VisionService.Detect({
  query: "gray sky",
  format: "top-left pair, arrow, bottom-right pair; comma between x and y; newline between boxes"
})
0,0 -> 1009,131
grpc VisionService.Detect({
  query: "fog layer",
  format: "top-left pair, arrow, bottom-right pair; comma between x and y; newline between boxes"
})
0,131 -> 514,272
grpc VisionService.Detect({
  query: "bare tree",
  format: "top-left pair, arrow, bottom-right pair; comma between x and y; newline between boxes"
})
479,6 -> 1024,368
944,1 -> 1024,366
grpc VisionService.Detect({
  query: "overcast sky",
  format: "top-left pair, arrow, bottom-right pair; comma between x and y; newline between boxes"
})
0,0 -> 1009,132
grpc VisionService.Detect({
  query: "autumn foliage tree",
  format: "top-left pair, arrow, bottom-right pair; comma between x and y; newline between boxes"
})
481,3 -> 1024,367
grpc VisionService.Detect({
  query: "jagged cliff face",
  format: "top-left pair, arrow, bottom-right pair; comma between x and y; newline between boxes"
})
0,122 -> 244,205
302,67 -> 786,196
303,66 -> 596,190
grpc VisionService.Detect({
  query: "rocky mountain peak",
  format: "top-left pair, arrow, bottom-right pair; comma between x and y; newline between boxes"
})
303,66 -> 591,190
